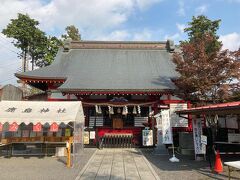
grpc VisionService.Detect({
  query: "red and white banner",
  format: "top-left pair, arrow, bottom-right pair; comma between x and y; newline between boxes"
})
161,109 -> 173,144
192,118 -> 205,155
0,123 -> 3,131
50,122 -> 59,132
33,123 -> 42,132
9,122 -> 19,132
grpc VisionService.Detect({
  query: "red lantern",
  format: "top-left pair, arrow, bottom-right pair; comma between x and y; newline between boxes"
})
9,122 -> 19,132
50,122 -> 59,132
0,123 -> 3,132
33,123 -> 42,132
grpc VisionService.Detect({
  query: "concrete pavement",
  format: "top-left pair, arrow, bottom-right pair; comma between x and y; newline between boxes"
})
75,148 -> 160,180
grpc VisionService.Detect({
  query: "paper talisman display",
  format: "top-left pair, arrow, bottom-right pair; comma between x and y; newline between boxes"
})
36,132 -> 43,137
30,131 -> 36,137
9,122 -> 19,132
47,131 -> 53,136
14,129 -> 21,137
65,129 -> 71,137
50,122 -> 59,132
56,129 -> 62,137
22,130 -> 29,137
33,123 -> 42,132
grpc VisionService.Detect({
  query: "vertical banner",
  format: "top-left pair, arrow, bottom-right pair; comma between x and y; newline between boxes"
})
161,109 -> 173,144
33,123 -> 42,132
50,122 -> 59,132
192,118 -> 205,155
9,122 -> 19,132
0,123 -> 3,132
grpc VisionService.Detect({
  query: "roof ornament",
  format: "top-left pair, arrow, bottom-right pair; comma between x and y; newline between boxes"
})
166,39 -> 175,52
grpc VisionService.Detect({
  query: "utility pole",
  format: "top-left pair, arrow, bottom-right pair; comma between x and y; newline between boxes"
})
21,51 -> 29,97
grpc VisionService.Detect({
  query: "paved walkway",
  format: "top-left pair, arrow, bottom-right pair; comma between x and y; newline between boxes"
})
75,148 -> 160,180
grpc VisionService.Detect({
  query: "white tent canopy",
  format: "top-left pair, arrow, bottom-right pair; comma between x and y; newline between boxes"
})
0,101 -> 84,125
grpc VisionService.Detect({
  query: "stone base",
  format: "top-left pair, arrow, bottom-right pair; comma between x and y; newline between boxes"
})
179,148 -> 195,155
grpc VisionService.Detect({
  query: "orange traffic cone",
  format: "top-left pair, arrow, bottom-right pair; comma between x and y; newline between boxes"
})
214,150 -> 223,173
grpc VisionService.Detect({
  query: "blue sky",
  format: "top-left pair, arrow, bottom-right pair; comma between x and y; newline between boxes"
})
0,0 -> 239,85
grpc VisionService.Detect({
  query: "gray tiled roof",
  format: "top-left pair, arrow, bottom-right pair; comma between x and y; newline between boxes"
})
16,43 -> 178,92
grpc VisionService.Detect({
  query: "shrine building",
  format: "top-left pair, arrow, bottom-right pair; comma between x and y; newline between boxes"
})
15,40 -> 190,147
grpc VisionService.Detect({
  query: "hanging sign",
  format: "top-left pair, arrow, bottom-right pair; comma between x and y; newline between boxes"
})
0,123 -> 3,131
90,131 -> 95,139
33,123 -> 42,132
161,109 -> 173,144
84,131 -> 90,144
201,135 -> 207,145
192,118 -> 205,154
9,122 -> 19,132
50,122 -> 59,132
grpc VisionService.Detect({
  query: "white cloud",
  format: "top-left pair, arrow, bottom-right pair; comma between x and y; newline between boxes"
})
0,34 -> 21,85
195,4 -> 208,15
133,29 -> 153,40
220,32 -> 240,51
176,23 -> 186,33
95,30 -> 130,41
135,0 -> 163,10
223,0 -> 240,3
177,1 -> 185,16
164,33 -> 180,42
0,0 -> 162,34
0,0 -> 163,85
93,28 -> 164,41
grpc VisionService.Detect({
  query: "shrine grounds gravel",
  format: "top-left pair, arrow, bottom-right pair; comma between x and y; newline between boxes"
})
141,148 -> 240,180
0,148 -> 96,180
0,148 -> 240,180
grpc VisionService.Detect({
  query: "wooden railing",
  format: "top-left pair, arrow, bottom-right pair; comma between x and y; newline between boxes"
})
1,136 -> 71,144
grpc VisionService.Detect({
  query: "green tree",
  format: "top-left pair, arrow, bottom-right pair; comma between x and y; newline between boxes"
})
28,29 -> 47,70
2,13 -> 44,71
35,36 -> 62,67
62,25 -> 81,41
173,16 -> 240,103
184,15 -> 221,52
2,13 -> 62,70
